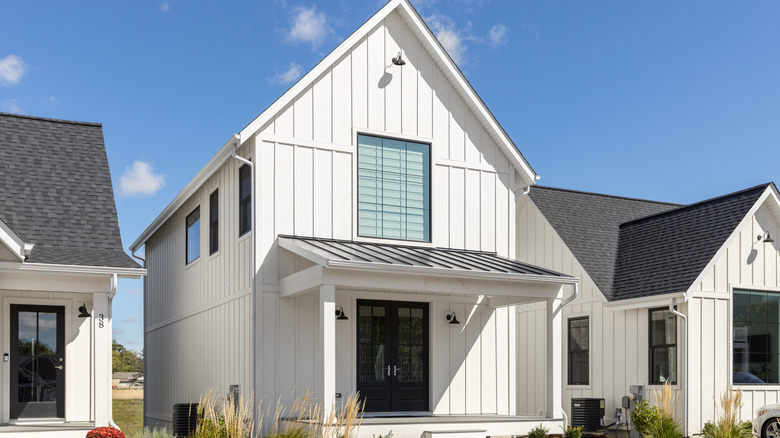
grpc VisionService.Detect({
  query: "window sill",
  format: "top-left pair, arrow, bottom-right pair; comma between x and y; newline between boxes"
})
185,257 -> 201,270
354,234 -> 434,248
565,385 -> 592,390
208,250 -> 221,261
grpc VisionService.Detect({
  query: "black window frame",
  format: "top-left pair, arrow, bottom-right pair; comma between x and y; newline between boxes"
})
649,307 -> 677,385
567,316 -> 589,385
209,189 -> 219,255
238,164 -> 251,236
185,207 -> 201,265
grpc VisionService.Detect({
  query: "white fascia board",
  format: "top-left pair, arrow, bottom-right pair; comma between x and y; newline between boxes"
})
0,261 -> 146,278
603,292 -> 685,311
682,185 -> 777,301
129,135 -> 240,251
0,219 -> 25,261
239,0 -> 538,186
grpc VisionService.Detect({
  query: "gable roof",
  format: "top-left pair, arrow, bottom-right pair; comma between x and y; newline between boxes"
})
611,184 -> 770,300
0,113 -> 139,269
528,186 -> 680,299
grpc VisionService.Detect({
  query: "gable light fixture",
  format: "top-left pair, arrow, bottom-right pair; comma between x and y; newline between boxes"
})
78,304 -> 91,318
446,312 -> 460,325
335,307 -> 349,320
758,231 -> 775,244
392,52 -> 406,66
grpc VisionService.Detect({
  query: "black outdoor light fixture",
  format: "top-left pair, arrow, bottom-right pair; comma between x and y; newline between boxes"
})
392,52 -> 406,66
758,231 -> 775,244
446,312 -> 460,325
78,303 -> 90,318
335,307 -> 349,320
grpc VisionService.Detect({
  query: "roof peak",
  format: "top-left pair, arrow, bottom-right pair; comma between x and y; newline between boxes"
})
0,112 -> 102,127
531,185 -> 682,207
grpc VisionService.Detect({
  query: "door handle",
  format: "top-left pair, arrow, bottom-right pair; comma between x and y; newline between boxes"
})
55,365 -> 64,370
393,365 -> 399,376
386,365 -> 391,376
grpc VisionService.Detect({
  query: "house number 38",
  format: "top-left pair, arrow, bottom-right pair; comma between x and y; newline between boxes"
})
98,314 -> 105,328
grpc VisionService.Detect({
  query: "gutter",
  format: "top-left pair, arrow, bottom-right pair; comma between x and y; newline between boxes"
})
231,134 -> 258,418
669,298 -> 688,437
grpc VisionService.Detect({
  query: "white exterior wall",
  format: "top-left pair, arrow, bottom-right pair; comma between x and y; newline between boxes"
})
514,197 -> 684,423
143,9 -> 527,428
144,141 -> 254,428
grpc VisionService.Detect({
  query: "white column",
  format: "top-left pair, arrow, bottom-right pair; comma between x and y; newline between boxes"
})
319,285 -> 336,418
546,289 -> 563,418
93,292 -> 111,427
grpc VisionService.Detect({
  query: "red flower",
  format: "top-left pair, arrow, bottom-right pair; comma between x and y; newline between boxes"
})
86,426 -> 126,438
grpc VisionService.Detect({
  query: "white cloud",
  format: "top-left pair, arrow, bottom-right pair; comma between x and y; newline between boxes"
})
427,15 -> 468,65
1,99 -> 22,114
120,161 -> 165,197
286,6 -> 333,49
160,2 -> 170,12
272,62 -> 304,85
488,24 -> 507,46
0,55 -> 28,86
48,96 -> 58,104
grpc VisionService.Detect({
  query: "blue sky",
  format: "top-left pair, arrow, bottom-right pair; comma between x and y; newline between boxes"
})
2,0 -> 779,350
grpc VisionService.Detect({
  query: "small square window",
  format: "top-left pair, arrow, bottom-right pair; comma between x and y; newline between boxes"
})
186,207 -> 200,264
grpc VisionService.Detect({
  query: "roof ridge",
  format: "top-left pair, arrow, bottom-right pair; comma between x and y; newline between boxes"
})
531,185 -> 683,207
0,112 -> 102,127
619,182 -> 773,228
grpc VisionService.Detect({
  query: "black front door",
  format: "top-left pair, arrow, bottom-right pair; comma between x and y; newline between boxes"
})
356,300 -> 428,412
10,305 -> 65,419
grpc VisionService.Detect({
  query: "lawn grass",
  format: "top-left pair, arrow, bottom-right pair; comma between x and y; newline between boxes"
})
113,399 -> 144,436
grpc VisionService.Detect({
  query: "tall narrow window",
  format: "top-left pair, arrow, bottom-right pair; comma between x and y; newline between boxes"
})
650,308 -> 677,384
209,189 -> 219,255
239,164 -> 251,236
357,134 -> 430,242
568,317 -> 589,385
186,207 -> 200,264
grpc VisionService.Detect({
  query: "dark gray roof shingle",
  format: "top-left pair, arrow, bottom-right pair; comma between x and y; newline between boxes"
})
0,112 -> 139,268
528,184 -> 771,301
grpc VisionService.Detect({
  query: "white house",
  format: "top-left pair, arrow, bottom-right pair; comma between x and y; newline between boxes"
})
0,113 -> 145,437
514,183 -> 780,435
129,1 -> 579,437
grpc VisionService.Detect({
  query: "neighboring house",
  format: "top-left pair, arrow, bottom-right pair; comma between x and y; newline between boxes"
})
112,372 -> 141,389
515,183 -> 780,434
129,1 -> 578,436
0,113 -> 145,437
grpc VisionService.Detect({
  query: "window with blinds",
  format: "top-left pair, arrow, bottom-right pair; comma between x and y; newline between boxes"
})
357,134 -> 430,242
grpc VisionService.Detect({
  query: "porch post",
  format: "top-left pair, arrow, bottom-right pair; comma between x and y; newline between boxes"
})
546,290 -> 563,419
319,284 -> 336,418
94,292 -> 111,426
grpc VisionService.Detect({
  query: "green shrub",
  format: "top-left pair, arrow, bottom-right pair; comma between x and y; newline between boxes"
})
643,414 -> 684,438
373,432 -> 393,438
528,424 -> 549,438
562,425 -> 583,438
701,390 -> 752,438
630,400 -> 661,436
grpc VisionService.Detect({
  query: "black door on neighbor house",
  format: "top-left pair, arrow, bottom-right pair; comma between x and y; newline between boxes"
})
10,305 -> 66,419
356,300 -> 429,412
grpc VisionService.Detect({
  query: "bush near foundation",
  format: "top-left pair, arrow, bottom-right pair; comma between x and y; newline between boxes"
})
87,426 -> 126,438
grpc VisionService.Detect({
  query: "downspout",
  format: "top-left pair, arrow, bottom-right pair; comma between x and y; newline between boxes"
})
557,280 -> 580,429
231,133 -> 257,414
669,298 -> 688,437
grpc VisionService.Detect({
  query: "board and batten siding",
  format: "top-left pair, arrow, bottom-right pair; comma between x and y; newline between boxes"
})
144,141 -> 254,428
514,197 -> 684,423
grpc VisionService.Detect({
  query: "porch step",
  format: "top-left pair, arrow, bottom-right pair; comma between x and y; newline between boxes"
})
424,429 -> 488,438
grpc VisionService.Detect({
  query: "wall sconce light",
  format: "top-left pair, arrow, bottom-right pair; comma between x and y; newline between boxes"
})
335,307 -> 349,320
758,232 -> 775,244
446,312 -> 460,325
392,52 -> 406,66
78,304 -> 90,318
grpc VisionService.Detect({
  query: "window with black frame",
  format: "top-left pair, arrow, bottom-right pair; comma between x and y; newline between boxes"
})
186,207 -> 200,264
733,289 -> 780,384
239,164 -> 251,236
649,308 -> 677,384
209,189 -> 219,255
568,317 -> 589,385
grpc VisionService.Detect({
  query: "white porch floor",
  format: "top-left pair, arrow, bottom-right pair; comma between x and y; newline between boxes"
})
0,422 -> 95,437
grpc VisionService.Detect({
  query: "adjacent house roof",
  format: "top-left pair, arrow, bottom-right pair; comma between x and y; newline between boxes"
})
279,235 -> 573,281
528,184 -> 773,301
0,113 -> 139,268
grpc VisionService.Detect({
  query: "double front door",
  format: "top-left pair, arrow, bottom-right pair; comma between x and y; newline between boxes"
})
10,305 -> 65,419
356,300 -> 429,412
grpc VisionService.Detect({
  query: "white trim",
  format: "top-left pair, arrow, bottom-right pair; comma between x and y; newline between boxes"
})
0,218 -> 25,261
603,292 -> 685,311
0,261 -> 145,278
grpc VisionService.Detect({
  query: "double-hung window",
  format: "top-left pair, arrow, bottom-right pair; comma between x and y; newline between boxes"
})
186,207 -> 200,264
567,317 -> 589,385
357,134 -> 430,242
649,308 -> 677,384
239,164 -> 251,236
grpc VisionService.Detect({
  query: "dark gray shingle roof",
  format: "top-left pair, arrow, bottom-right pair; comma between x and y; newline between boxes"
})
280,235 -> 572,279
0,113 -> 139,268
528,184 -> 771,301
